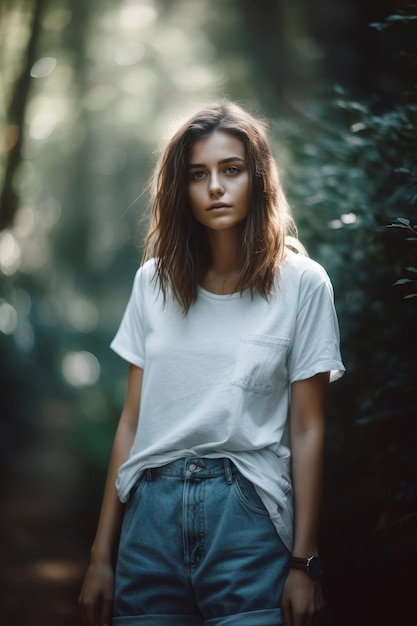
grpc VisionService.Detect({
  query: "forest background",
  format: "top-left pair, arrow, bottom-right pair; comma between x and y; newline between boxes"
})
1,1 -> 416,625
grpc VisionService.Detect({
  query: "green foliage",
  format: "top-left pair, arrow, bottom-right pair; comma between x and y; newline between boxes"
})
387,218 -> 417,298
274,11 -> 417,565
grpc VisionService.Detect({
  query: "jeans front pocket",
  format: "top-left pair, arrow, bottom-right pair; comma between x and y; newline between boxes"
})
231,333 -> 290,393
232,473 -> 270,517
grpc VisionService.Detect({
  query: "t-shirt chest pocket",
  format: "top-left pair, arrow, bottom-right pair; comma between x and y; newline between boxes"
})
231,333 -> 290,394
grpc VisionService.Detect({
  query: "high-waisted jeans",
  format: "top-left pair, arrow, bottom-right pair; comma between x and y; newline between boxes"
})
113,457 -> 291,625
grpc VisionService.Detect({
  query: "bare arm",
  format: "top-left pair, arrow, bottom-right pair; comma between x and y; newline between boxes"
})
79,364 -> 143,626
282,372 -> 329,626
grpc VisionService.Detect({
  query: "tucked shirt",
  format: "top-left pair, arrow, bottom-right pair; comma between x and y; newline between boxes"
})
110,252 -> 345,551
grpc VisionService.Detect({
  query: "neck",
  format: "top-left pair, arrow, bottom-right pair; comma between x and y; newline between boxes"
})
201,228 -> 242,294
206,228 -> 241,273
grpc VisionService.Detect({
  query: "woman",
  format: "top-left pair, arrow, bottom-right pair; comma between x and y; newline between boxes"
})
79,100 -> 344,626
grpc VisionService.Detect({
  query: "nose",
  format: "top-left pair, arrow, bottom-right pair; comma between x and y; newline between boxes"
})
209,172 -> 224,197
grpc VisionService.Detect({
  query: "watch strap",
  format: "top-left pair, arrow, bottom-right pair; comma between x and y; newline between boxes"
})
290,555 -> 324,578
290,556 -> 309,570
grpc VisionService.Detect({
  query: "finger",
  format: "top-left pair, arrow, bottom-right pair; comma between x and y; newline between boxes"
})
78,597 -> 90,626
83,599 -> 98,626
282,603 -> 293,626
100,596 -> 114,626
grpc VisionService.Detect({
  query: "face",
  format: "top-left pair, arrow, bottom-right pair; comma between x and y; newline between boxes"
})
188,130 -> 250,233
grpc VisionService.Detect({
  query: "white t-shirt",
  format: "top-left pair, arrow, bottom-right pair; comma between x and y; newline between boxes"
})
110,252 -> 345,551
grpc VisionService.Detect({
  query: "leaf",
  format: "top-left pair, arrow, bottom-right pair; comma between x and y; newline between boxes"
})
386,223 -> 410,229
406,266 -> 417,273
396,217 -> 411,226
406,237 -> 417,242
386,14 -> 417,24
404,293 -> 417,299
369,21 -> 387,31
393,279 -> 412,285
333,84 -> 346,95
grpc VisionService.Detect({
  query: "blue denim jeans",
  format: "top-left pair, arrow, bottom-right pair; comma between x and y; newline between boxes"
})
113,457 -> 290,625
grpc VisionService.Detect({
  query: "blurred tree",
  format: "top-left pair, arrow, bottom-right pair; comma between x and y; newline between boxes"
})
0,0 -> 46,230
237,0 -> 414,111
303,0 -> 412,103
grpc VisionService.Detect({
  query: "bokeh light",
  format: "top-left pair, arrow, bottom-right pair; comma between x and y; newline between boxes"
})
62,351 -> 101,387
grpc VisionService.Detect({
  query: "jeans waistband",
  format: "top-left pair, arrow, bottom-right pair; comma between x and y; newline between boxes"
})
145,457 -> 239,484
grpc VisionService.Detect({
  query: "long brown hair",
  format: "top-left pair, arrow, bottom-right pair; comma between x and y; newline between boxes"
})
143,100 -> 294,313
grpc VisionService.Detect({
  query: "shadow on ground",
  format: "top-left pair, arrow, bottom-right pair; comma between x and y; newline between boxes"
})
0,415 -> 101,626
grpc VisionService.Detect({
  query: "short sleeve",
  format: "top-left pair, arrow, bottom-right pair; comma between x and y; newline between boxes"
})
110,268 -> 146,368
288,275 -> 345,383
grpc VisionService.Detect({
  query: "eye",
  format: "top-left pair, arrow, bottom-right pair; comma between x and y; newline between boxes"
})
225,166 -> 239,175
190,170 -> 205,181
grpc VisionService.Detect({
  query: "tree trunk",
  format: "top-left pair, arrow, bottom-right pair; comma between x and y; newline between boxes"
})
0,0 -> 46,231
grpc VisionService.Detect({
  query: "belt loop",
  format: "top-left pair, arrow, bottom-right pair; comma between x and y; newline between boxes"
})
223,458 -> 233,485
146,468 -> 153,481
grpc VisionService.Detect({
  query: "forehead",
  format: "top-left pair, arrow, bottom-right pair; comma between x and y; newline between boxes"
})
189,130 -> 245,163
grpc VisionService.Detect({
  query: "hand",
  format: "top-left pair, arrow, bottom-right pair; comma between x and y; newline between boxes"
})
78,560 -> 115,626
281,568 -> 324,626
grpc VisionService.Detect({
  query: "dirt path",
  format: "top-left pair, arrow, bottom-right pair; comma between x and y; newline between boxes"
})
0,426 -> 102,626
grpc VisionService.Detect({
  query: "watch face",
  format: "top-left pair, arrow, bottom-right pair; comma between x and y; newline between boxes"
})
307,556 -> 324,578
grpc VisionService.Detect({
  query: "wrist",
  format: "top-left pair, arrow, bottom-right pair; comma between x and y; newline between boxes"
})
90,545 -> 113,565
290,555 -> 324,578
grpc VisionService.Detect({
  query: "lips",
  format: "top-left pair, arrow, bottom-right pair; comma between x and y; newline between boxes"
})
207,203 -> 231,211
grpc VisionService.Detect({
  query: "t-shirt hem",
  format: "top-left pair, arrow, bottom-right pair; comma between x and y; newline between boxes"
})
290,361 -> 345,384
110,341 -> 145,368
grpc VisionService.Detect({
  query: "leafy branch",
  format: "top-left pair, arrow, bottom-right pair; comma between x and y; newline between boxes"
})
386,218 -> 417,298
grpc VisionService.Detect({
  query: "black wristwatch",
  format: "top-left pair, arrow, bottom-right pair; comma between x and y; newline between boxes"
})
290,555 -> 324,578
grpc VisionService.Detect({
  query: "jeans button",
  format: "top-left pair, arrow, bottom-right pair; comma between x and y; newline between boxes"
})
188,463 -> 197,471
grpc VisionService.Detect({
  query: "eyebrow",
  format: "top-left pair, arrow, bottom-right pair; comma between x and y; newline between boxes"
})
188,156 -> 246,169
